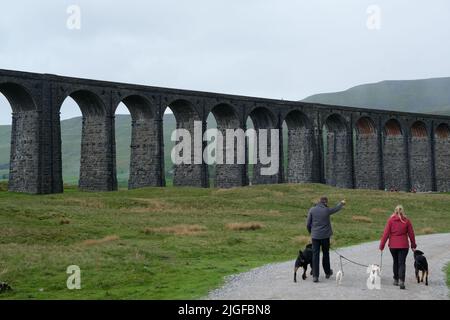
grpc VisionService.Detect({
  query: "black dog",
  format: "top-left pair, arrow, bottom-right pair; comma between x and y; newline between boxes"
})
414,250 -> 429,286
294,243 -> 313,282
0,282 -> 12,294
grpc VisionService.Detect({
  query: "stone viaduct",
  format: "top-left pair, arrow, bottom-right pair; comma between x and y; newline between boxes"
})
1,69 -> 450,194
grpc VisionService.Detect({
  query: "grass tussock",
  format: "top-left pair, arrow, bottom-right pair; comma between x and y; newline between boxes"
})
82,235 -> 120,246
352,215 -> 373,223
128,199 -> 171,212
59,218 -> 71,225
420,227 -> 435,235
64,198 -> 106,209
144,224 -> 207,236
0,182 -> 8,192
292,235 -> 311,245
370,208 -> 388,214
225,222 -> 264,231
239,209 -> 281,217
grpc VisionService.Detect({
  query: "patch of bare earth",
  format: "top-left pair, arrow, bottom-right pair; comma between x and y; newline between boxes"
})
370,208 -> 388,214
352,215 -> 373,223
144,224 -> 207,236
122,199 -> 173,213
292,235 -> 311,245
81,235 -> 120,246
420,227 -> 435,235
225,222 -> 264,231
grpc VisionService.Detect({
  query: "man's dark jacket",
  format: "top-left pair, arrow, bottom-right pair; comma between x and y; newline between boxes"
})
306,202 -> 343,239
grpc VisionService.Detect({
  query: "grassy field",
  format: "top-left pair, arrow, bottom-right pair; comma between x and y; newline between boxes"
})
447,264 -> 450,293
0,182 -> 449,299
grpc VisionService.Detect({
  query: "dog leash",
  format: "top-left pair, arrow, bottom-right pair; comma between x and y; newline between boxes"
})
339,255 -> 344,275
334,248 -> 366,279
332,248 -> 369,268
333,248 -> 384,273
380,251 -> 383,272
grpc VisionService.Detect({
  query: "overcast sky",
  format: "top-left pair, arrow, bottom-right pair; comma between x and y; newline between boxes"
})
1,0 -> 450,124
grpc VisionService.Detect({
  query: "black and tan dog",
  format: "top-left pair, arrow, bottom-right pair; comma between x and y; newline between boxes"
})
414,250 -> 429,286
294,243 -> 313,282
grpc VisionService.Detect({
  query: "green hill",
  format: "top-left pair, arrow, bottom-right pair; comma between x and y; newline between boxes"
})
303,77 -> 450,115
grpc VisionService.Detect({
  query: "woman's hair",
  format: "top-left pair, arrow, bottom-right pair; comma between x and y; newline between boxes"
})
392,205 -> 407,223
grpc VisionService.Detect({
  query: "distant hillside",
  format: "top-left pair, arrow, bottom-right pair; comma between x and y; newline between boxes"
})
303,77 -> 450,115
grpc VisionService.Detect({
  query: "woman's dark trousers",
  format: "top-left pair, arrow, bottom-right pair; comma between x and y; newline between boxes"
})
389,248 -> 409,282
312,238 -> 331,278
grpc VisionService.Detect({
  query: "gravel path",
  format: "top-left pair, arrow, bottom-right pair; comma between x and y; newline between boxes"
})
206,233 -> 450,300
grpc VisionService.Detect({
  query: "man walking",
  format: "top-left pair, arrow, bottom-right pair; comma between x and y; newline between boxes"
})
306,196 -> 346,282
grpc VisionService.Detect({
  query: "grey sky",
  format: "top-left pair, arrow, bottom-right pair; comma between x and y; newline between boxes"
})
1,0 -> 450,124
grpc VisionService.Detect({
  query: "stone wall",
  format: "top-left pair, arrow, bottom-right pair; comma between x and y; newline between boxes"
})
171,103 -> 207,188
252,128 -> 280,185
409,137 -> 432,191
128,118 -> 162,189
79,115 -> 116,191
435,136 -> 450,192
287,127 -> 315,183
214,128 -> 246,188
325,131 -> 353,188
8,111 -> 40,193
354,134 -> 381,189
383,135 -> 409,191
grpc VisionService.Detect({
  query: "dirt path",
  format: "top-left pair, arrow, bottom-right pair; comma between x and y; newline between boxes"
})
206,233 -> 450,300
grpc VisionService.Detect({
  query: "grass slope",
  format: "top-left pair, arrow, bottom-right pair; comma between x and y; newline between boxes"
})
0,182 -> 449,299
303,77 -> 450,115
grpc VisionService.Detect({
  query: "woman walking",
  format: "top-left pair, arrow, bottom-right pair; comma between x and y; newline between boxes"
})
379,205 -> 417,289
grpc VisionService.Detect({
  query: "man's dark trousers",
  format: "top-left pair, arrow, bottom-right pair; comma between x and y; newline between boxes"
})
312,238 -> 331,278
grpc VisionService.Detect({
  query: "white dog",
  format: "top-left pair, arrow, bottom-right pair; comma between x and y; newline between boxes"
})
366,264 -> 381,290
335,270 -> 344,285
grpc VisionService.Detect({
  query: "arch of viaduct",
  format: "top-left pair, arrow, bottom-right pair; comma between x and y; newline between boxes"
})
1,69 -> 450,194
